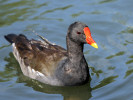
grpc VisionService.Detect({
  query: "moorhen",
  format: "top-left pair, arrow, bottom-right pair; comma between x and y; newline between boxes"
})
4,22 -> 98,86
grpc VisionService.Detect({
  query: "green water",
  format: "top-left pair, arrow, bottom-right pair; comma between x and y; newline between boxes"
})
0,0 -> 133,100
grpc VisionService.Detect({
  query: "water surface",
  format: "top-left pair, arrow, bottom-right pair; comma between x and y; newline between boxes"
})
0,0 -> 133,100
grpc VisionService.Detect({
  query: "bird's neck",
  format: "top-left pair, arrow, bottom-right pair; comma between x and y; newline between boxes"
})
66,36 -> 84,62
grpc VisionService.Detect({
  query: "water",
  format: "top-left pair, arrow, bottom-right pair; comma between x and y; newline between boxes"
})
0,0 -> 133,100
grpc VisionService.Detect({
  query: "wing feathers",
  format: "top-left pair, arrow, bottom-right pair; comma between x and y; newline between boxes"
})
5,34 -> 67,77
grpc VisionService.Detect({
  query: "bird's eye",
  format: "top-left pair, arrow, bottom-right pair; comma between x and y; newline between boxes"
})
77,32 -> 81,34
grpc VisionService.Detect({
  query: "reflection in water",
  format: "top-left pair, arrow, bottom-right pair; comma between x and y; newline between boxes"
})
92,75 -> 118,90
0,53 -> 18,82
20,79 -> 92,100
40,5 -> 73,15
90,67 -> 103,77
3,52 -> 92,100
125,69 -> 133,78
125,55 -> 133,78
112,13 -> 128,25
0,44 -> 11,50
0,0 -> 36,26
99,0 -> 116,4
120,27 -> 133,34
120,27 -> 133,46
123,40 -> 133,46
0,0 -> 49,27
91,10 -> 102,14
71,12 -> 84,18
0,0 -> 73,27
32,5 -> 73,20
108,66 -> 116,70
106,51 -> 125,59
126,55 -> 133,64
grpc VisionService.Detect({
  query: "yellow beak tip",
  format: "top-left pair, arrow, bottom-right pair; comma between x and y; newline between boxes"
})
91,43 -> 98,49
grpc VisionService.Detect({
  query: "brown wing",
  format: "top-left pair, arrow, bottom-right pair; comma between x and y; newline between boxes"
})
15,35 -> 67,76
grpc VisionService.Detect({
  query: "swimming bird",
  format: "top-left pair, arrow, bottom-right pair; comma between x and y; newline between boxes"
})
4,22 -> 98,86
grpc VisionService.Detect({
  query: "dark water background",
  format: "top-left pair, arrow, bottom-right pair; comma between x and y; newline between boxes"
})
0,0 -> 133,100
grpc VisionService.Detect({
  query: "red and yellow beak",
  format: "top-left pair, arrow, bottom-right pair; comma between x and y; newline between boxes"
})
83,27 -> 98,49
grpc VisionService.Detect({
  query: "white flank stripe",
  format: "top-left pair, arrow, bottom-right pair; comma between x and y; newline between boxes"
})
28,66 -> 32,74
37,71 -> 44,77
12,43 -> 16,48
32,69 -> 35,73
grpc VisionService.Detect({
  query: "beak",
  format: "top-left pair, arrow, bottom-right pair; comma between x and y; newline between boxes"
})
91,43 -> 98,49
84,27 -> 98,49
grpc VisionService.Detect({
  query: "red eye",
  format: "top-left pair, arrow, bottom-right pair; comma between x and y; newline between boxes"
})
77,32 -> 81,34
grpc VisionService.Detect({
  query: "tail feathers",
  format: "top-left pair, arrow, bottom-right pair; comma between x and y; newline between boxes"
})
4,34 -> 18,43
5,34 -> 32,51
4,34 -> 27,44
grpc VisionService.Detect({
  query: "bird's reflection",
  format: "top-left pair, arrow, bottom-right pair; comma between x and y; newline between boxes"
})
4,52 -> 92,100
